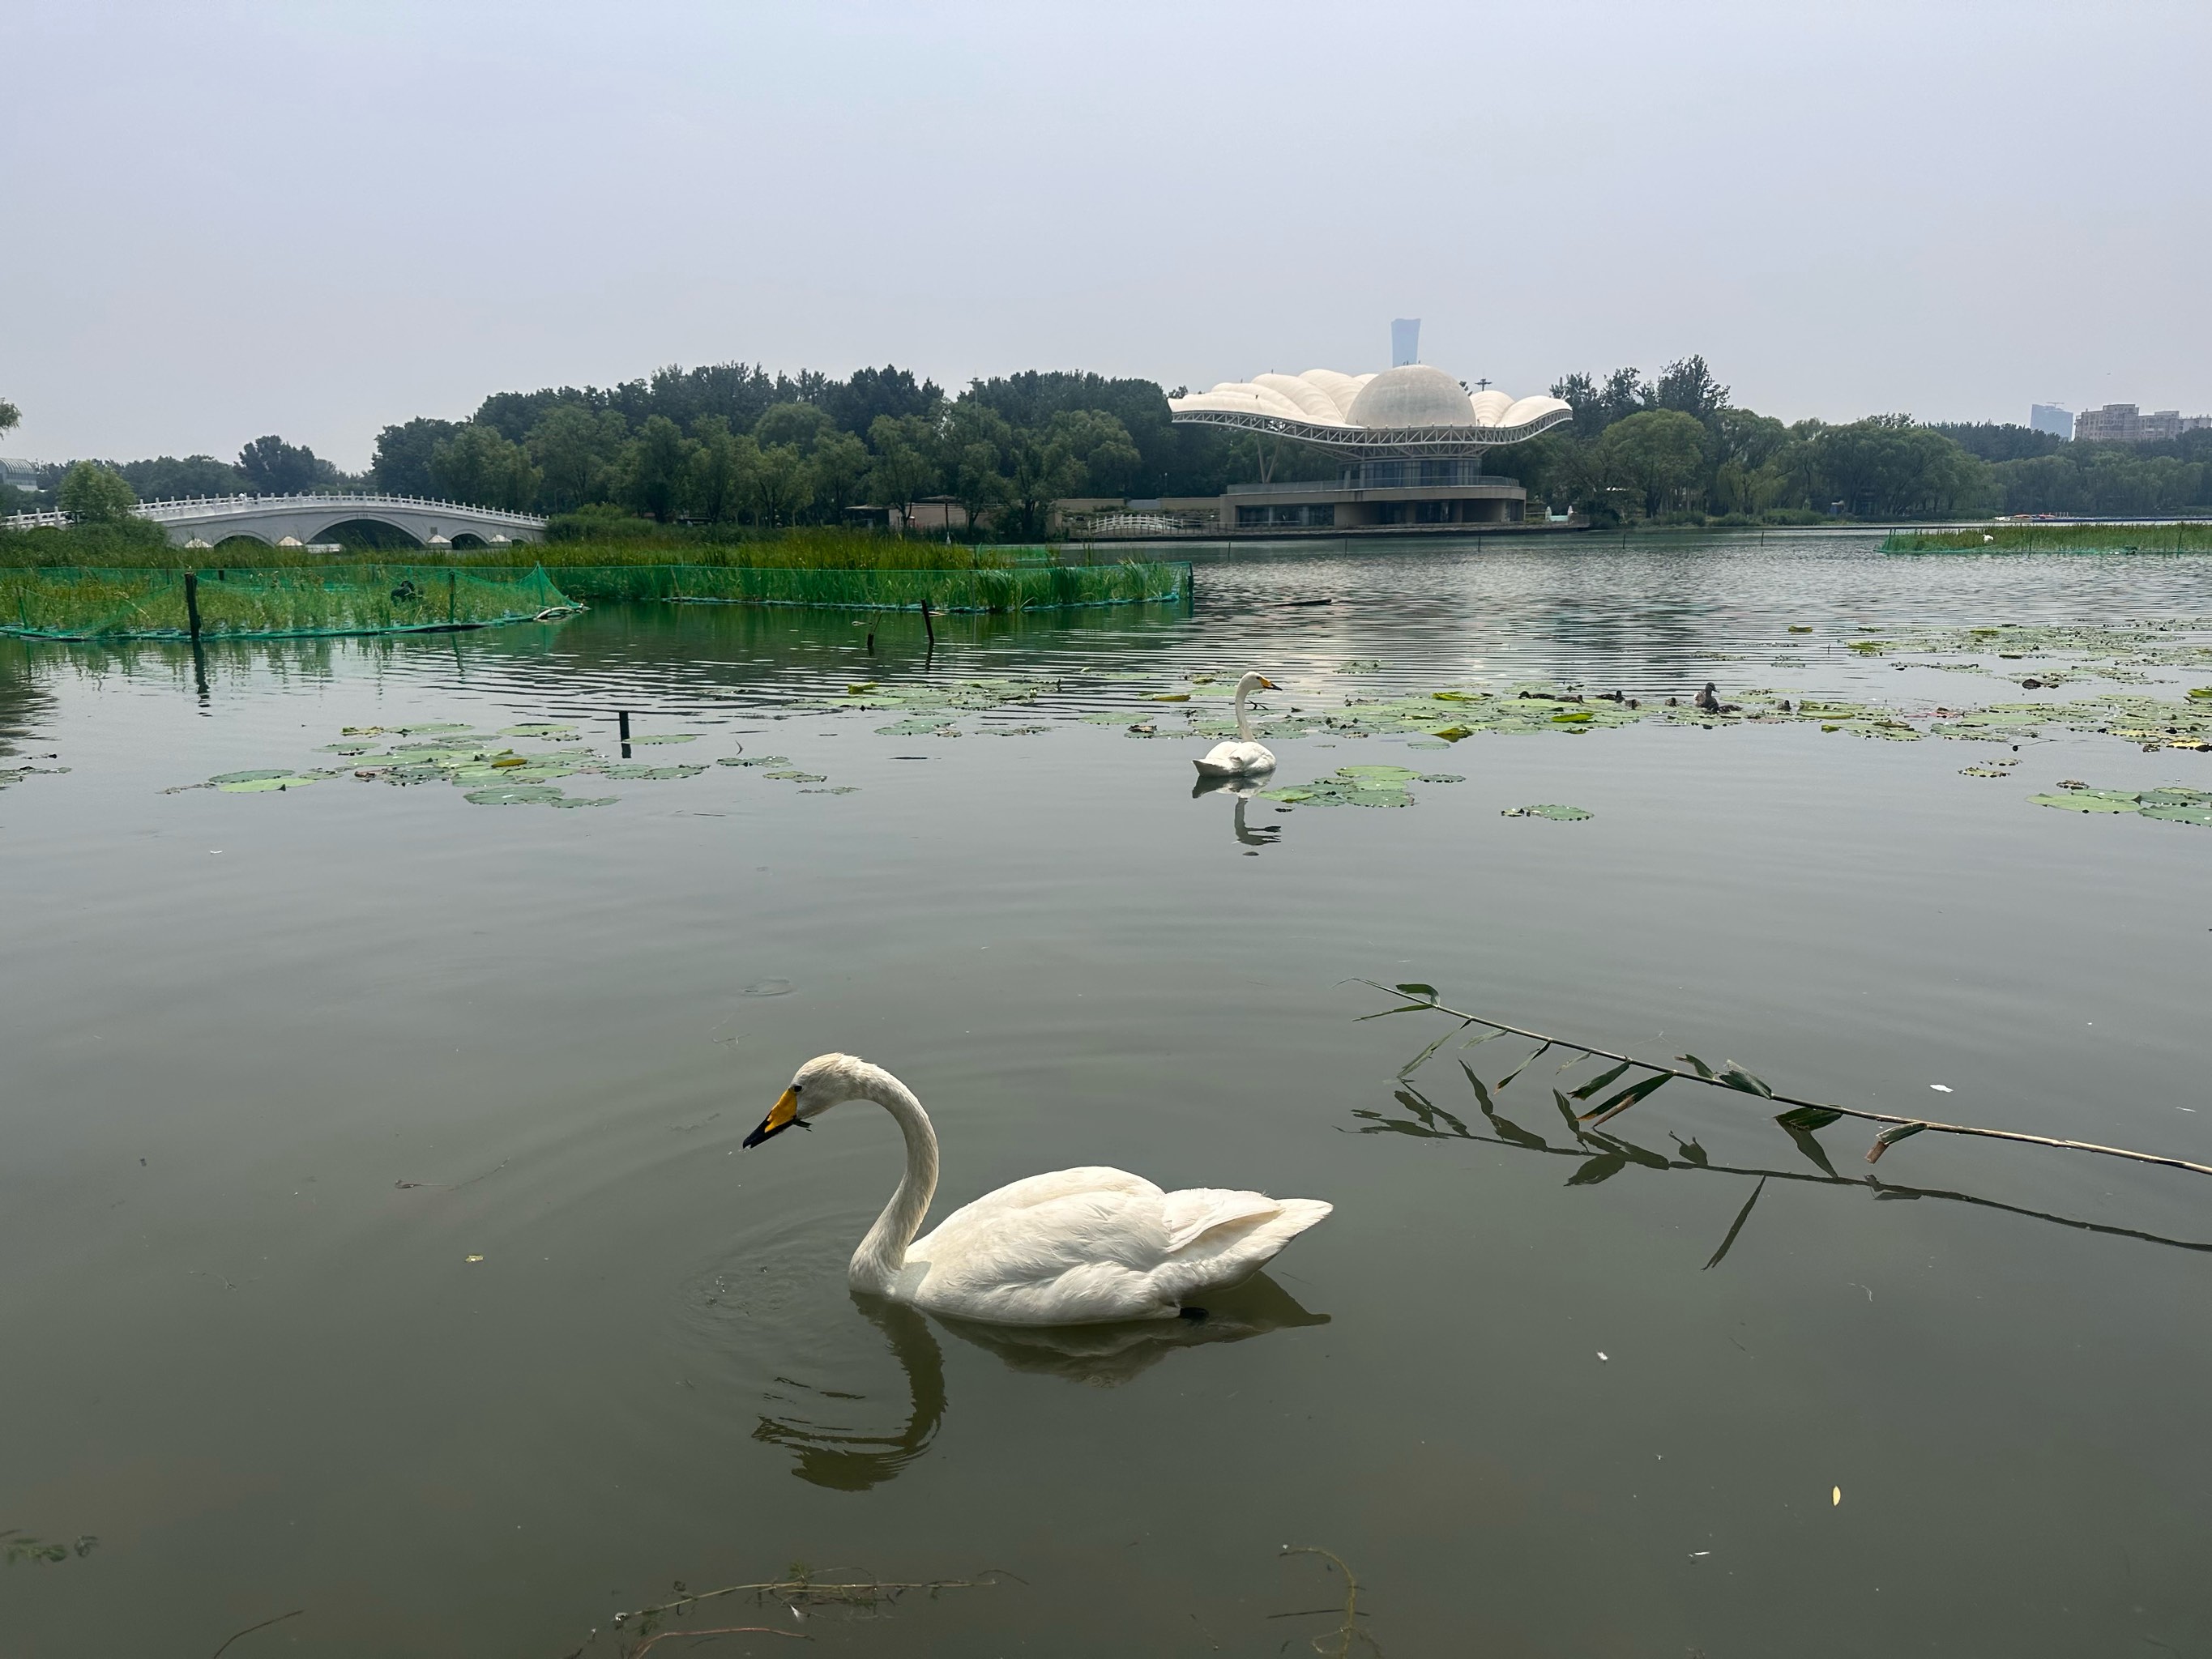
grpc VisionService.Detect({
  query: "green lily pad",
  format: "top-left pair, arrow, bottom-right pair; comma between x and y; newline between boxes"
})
2029,790 -> 2142,812
1501,804 -> 1593,821
716,755 -> 792,767
215,774 -> 327,793
626,733 -> 699,745
454,762 -> 583,784
207,769 -> 303,785
1258,768 -> 1417,808
598,763 -> 707,781
2141,803 -> 2212,825
463,785 -> 616,808
762,770 -> 829,783
875,718 -> 963,736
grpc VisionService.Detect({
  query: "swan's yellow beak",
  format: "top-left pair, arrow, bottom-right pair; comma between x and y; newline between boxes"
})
743,1085 -> 802,1149
1258,676 -> 1279,689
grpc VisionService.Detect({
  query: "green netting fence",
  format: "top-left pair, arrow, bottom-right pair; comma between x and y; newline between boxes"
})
0,565 -> 579,641
549,561 -> 1190,612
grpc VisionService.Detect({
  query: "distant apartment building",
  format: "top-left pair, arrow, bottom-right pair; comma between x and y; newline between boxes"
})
2074,403 -> 2212,444
2030,403 -> 2073,440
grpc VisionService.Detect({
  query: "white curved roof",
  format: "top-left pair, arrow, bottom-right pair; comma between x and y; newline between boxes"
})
1170,367 -> 1570,441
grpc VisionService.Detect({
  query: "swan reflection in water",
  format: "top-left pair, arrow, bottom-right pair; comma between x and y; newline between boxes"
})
1191,773 -> 1283,852
755,1273 -> 1328,1490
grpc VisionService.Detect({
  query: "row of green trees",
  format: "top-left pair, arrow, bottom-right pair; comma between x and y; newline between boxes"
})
11,361 -> 2209,533
358,364 -> 1277,531
1476,359 -> 2212,523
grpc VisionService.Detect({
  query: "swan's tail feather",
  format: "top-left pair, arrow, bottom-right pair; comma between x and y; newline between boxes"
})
1155,1195 -> 1331,1305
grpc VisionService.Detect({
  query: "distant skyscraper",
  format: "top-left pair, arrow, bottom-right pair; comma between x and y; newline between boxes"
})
1391,318 -> 1420,367
2030,403 -> 2073,440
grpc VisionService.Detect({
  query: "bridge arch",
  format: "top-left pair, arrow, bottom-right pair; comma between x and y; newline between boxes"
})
305,516 -> 424,552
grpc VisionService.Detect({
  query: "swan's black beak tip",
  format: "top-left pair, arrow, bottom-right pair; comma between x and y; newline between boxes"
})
744,1085 -> 805,1149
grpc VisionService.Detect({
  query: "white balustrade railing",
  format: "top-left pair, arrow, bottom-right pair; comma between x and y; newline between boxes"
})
3,491 -> 549,532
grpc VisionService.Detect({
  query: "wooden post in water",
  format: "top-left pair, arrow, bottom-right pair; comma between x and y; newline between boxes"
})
446,569 -> 456,626
182,571 -> 203,643
618,710 -> 631,757
920,598 -> 935,648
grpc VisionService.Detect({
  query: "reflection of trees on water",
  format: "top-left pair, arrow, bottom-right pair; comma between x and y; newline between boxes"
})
756,1277 -> 1330,1490
1355,1080 -> 2212,1257
0,645 -> 56,757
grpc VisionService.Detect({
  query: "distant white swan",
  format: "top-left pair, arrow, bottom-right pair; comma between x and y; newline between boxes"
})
743,1053 -> 1331,1325
1194,672 -> 1279,778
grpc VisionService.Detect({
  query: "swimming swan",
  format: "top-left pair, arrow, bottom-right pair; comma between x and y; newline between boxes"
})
743,1053 -> 1331,1325
1194,672 -> 1279,778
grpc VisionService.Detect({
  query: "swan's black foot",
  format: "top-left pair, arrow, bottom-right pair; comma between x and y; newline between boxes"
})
1178,1306 -> 1210,1322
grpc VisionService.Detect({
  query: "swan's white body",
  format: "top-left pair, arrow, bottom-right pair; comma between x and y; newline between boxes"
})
745,1054 -> 1331,1325
1194,672 -> 1279,778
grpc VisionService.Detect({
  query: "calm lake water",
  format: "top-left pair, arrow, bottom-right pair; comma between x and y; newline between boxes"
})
3,531 -> 2210,1657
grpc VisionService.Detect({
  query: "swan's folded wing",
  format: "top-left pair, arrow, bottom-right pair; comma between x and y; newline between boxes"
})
1158,1187 -> 1291,1253
908,1187 -> 1179,1324
1145,1195 -> 1333,1307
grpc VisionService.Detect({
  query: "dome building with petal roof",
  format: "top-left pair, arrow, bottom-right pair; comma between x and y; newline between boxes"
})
1137,331 -> 1577,536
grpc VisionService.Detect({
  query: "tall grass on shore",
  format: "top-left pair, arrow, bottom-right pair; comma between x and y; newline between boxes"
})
1,565 -> 574,640
564,560 -> 1188,612
0,556 -> 1186,638
1885,522 -> 2212,555
0,520 -> 1052,572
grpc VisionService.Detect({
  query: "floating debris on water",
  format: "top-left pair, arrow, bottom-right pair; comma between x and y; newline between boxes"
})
1501,804 -> 1594,821
0,763 -> 70,791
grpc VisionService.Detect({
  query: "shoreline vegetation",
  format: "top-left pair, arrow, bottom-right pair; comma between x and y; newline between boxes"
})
0,541 -> 1191,640
1883,522 -> 2212,554
10,357 -> 2211,545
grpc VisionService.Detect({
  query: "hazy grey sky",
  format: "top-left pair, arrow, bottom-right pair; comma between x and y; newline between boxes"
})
6,0 -> 2206,468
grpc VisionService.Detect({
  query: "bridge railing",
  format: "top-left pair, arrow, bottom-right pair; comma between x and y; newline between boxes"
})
4,491 -> 549,533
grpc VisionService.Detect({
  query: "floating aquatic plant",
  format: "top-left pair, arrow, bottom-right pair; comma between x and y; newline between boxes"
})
0,762 -> 69,791
173,725 -> 735,808
1501,804 -> 1592,821
2029,782 -> 2212,825
1261,765 -> 1464,809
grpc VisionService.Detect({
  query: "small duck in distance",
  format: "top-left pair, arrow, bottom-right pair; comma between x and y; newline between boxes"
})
1693,681 -> 1740,715
1194,672 -> 1280,778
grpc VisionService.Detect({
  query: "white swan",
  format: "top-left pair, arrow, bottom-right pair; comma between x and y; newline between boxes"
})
1194,672 -> 1279,778
742,1053 -> 1331,1326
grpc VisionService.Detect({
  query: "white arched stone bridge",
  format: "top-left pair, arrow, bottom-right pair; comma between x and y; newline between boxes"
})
4,493 -> 547,548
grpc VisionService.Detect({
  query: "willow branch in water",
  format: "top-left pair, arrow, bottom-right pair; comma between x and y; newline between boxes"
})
1278,1546 -> 1380,1659
1356,1086 -> 2212,1256
590,1568 -> 1008,1655
1355,980 -> 2212,1180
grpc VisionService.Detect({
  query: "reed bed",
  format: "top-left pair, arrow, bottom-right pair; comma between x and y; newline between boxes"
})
1885,522 -> 2212,555
0,565 -> 574,640
562,560 -> 1188,612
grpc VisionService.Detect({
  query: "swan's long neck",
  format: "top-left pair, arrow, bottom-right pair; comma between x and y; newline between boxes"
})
1233,681 -> 1256,743
848,1069 -> 940,1294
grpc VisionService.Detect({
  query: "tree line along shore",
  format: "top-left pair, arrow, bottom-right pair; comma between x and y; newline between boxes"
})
6,359 -> 2210,565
